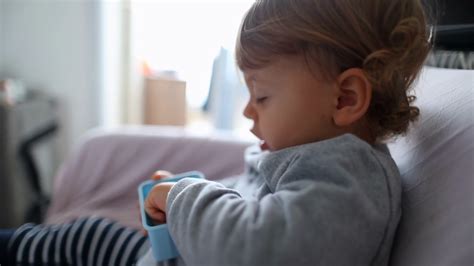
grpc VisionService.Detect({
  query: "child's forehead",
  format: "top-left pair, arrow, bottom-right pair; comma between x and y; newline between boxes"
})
243,69 -> 272,85
242,69 -> 277,91
242,59 -> 286,80
243,70 -> 258,81
242,56 -> 309,80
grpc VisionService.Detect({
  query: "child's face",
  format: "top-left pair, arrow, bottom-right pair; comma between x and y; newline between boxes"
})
243,55 -> 339,151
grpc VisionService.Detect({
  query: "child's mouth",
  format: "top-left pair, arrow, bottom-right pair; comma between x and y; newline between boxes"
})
260,140 -> 270,151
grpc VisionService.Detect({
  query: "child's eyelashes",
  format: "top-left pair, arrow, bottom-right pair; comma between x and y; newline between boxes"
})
255,96 -> 268,104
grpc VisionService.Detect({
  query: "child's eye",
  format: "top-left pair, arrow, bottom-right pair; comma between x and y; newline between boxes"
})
255,96 -> 268,104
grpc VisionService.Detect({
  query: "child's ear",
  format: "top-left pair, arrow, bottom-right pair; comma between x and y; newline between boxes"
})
332,68 -> 372,127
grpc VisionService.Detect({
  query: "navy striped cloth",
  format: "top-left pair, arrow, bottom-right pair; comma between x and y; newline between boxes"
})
5,216 -> 149,266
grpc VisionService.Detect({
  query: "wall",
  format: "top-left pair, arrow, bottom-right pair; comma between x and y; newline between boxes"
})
1,0 -> 102,157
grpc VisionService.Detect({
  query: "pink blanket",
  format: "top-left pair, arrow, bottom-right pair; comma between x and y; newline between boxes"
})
45,126 -> 251,229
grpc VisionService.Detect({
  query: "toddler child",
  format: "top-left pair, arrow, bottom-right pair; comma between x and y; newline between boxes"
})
143,0 -> 431,265
1,0 -> 432,265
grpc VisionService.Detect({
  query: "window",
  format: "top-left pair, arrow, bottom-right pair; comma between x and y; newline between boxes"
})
129,0 -> 255,138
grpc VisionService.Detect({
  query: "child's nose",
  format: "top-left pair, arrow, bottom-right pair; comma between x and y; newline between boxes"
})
243,101 -> 256,120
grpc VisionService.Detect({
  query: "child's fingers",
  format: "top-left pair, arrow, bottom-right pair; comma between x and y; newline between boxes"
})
151,170 -> 173,180
144,192 -> 167,224
146,207 -> 167,225
139,172 -> 172,235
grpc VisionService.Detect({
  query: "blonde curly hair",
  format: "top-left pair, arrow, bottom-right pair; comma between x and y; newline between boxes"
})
236,0 -> 433,141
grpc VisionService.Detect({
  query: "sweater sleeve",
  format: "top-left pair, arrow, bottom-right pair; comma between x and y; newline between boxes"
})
166,141 -> 397,266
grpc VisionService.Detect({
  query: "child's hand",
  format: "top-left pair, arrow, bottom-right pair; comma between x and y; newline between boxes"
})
145,182 -> 175,224
140,170 -> 174,235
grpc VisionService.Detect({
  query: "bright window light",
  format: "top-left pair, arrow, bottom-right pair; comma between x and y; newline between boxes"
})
131,0 -> 254,108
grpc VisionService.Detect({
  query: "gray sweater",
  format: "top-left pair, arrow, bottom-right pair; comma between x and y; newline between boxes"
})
166,134 -> 401,266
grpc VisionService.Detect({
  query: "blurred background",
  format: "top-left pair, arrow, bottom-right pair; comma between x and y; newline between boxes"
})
0,0 -> 257,226
1,0 -> 256,156
1,0 -> 472,227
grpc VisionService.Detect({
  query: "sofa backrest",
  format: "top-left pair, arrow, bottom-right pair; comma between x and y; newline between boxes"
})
388,67 -> 474,266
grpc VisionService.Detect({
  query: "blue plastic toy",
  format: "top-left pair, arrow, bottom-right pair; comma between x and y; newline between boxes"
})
138,171 -> 204,261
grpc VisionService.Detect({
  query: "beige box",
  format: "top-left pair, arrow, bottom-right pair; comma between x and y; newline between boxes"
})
143,77 -> 186,126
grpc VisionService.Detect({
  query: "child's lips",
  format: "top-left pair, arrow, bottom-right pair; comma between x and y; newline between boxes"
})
250,127 -> 269,150
260,140 -> 270,151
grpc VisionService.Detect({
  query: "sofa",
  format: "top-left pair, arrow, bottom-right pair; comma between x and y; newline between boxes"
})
45,66 -> 473,266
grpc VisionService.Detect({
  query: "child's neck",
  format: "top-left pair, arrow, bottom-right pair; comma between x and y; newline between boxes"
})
346,119 -> 377,146
357,130 -> 377,146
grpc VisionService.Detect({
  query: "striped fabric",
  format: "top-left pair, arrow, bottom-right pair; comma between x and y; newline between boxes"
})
7,216 -> 149,266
